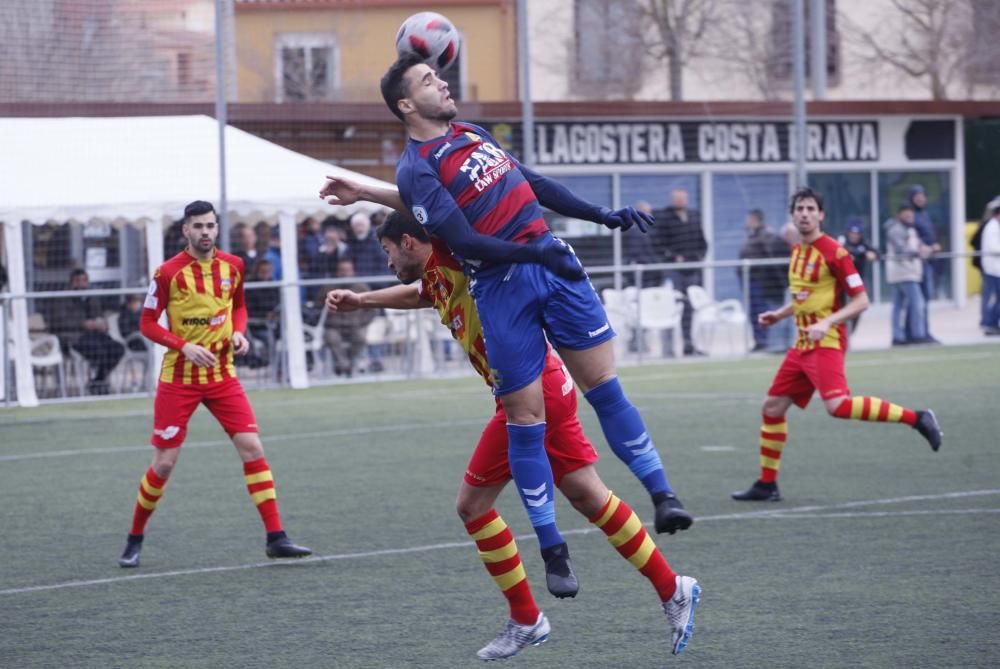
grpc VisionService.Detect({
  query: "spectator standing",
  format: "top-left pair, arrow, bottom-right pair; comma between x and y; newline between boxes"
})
908,185 -> 941,342
347,212 -> 393,278
232,223 -> 257,271
836,218 -> 879,334
978,199 -> 1000,335
738,209 -> 785,352
49,269 -> 125,394
624,200 -> 663,287
321,258 -> 375,376
885,205 -> 930,346
652,188 -> 708,356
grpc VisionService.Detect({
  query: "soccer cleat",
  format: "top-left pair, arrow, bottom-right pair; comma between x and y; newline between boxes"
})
265,536 -> 313,559
476,612 -> 551,661
653,492 -> 695,535
663,575 -> 701,655
914,410 -> 942,452
540,542 -> 578,598
118,533 -> 143,568
731,479 -> 783,502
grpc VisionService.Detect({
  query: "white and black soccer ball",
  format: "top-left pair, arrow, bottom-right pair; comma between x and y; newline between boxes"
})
394,11 -> 461,72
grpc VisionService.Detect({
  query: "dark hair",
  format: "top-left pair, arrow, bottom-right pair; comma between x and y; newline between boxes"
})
897,203 -> 915,213
183,200 -> 216,222
376,210 -> 430,244
748,208 -> 765,223
788,187 -> 824,213
69,268 -> 88,282
380,52 -> 425,122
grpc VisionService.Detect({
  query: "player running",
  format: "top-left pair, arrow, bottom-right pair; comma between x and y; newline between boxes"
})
117,201 -> 311,567
731,187 -> 943,502
325,211 -> 700,660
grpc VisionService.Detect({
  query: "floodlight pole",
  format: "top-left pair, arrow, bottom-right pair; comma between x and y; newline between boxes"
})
517,0 -> 534,166
214,0 -> 231,252
810,0 -> 827,100
792,0 -> 808,187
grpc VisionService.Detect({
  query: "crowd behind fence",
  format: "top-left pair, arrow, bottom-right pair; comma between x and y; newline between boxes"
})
2,250 -> 994,407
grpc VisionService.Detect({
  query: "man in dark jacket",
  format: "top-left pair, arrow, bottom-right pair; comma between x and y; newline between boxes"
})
49,269 -> 125,394
738,209 -> 785,351
652,189 -> 708,355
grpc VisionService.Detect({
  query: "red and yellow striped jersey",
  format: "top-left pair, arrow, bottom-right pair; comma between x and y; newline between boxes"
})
419,239 -> 493,386
788,235 -> 866,351
141,248 -> 248,384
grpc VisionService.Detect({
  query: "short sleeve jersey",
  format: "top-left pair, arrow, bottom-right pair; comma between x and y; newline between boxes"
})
788,234 -> 866,351
396,121 -> 549,272
419,239 -> 492,386
145,249 -> 244,384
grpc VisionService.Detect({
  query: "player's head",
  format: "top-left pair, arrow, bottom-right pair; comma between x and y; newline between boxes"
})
381,53 -> 456,125
789,187 -> 825,239
375,210 -> 432,283
182,200 -> 219,256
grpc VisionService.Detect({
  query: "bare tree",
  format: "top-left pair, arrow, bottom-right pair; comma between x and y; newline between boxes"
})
637,0 -> 721,100
843,0 -> 978,100
569,1 -> 648,100
702,0 -> 785,100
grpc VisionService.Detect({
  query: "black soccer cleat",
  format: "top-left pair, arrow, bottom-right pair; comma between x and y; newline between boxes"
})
731,480 -> 783,502
914,409 -> 943,452
540,542 -> 579,599
118,533 -> 144,568
653,492 -> 695,535
265,536 -> 313,559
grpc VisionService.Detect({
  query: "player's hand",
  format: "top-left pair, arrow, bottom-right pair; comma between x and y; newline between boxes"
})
805,319 -> 830,342
320,176 -> 363,206
599,206 -> 654,233
181,342 -> 219,367
326,289 -> 362,313
758,311 -> 780,329
541,238 -> 586,281
231,331 -> 251,356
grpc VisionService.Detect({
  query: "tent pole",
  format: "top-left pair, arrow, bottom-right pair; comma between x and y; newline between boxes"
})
214,0 -> 231,252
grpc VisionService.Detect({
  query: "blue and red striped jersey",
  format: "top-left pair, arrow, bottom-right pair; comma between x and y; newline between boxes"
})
396,121 -> 549,271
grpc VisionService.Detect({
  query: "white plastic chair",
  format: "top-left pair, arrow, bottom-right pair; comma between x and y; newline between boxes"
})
637,286 -> 684,359
30,334 -> 67,398
107,311 -> 151,392
687,285 -> 748,354
601,287 -> 639,359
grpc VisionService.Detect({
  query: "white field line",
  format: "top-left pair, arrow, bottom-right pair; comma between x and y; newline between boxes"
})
2,488 -> 997,597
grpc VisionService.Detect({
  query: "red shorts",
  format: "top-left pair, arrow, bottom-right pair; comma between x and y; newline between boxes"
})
465,355 -> 599,487
151,377 -> 258,448
768,346 -> 851,408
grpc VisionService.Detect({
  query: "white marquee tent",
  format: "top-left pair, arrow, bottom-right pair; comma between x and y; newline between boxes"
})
0,115 -> 394,406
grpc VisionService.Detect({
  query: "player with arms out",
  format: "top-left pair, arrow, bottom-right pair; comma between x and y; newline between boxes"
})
117,201 -> 311,567
731,187 -> 943,502
326,211 -> 699,660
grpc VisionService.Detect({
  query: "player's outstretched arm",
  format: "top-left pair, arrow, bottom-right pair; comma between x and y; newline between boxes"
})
327,284 -> 429,312
516,160 -> 653,233
320,176 -> 405,212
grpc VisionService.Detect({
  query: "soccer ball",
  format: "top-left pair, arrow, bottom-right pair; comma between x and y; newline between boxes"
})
395,11 -> 461,72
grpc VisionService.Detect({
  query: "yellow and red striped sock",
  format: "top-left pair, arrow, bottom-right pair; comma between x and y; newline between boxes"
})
244,457 -> 283,533
465,509 -> 540,625
832,397 -> 917,426
129,467 -> 168,536
590,492 -> 677,602
760,414 -> 788,484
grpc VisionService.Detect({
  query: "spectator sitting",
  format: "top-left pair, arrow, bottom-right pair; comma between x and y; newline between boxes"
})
118,293 -> 148,352
49,269 -> 125,395
254,221 -> 283,280
232,223 -> 257,271
322,258 -> 375,376
348,212 -> 393,278
244,258 -> 281,368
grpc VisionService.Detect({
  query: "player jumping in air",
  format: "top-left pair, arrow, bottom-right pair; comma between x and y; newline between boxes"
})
325,211 -> 700,660
732,187 -> 943,502
117,201 -> 311,567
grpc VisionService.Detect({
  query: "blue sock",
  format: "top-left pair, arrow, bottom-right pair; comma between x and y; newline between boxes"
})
507,422 -> 563,549
584,377 -> 672,496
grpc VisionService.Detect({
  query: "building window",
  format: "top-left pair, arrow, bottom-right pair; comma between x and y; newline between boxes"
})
767,0 -> 840,85
274,34 -> 338,102
573,0 -> 644,97
969,0 -> 1000,85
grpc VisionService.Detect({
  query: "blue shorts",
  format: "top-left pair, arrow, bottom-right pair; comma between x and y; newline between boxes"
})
470,234 -> 615,396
